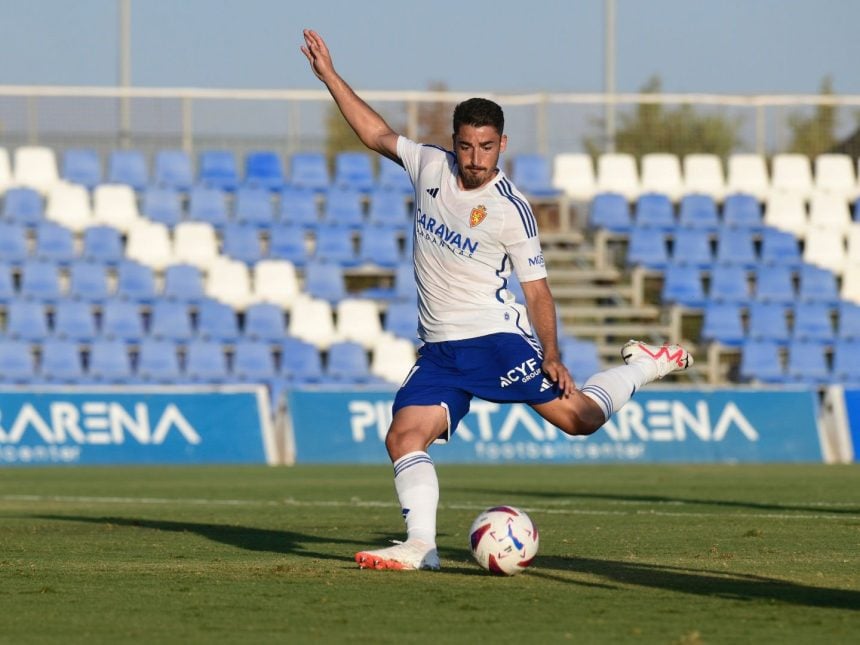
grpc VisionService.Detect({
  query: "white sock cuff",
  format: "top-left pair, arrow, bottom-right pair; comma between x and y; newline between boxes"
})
393,451 -> 434,477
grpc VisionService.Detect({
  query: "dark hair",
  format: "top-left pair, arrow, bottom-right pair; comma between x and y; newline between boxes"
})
452,98 -> 504,135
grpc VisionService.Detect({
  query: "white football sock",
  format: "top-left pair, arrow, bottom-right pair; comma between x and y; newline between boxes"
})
580,362 -> 652,421
393,450 -> 438,546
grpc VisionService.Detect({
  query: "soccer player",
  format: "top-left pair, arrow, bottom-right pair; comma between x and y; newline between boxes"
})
301,29 -> 692,570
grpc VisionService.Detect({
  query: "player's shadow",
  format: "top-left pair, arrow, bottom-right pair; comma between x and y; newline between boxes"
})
447,487 -> 860,515
33,514 -> 361,562
530,554 -> 860,611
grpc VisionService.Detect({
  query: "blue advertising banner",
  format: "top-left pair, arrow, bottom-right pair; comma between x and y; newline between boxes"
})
0,386 -> 276,466
287,388 -> 822,464
844,388 -> 860,463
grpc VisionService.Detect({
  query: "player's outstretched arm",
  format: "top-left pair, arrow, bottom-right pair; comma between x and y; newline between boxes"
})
301,29 -> 400,161
521,278 -> 575,396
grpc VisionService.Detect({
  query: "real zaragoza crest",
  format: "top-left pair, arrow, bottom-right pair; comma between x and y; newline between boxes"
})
469,204 -> 487,228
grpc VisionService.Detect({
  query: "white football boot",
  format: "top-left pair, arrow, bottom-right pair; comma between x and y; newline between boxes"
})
354,539 -> 440,571
621,339 -> 693,380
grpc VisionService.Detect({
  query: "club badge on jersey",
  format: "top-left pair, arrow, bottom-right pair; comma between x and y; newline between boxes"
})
469,204 -> 487,228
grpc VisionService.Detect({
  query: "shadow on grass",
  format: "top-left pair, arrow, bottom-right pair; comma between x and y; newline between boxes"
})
526,553 -> 860,611
446,488 -> 860,516
33,514 -> 362,562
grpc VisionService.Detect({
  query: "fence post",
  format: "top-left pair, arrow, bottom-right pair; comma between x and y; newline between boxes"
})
182,96 -> 193,155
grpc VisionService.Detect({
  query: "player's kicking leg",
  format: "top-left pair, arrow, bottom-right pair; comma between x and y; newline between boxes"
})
355,540 -> 440,571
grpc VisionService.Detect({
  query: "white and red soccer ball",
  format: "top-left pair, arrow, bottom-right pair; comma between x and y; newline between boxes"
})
469,505 -> 539,575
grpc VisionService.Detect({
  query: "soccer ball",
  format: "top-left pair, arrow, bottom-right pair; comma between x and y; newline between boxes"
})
469,505 -> 539,576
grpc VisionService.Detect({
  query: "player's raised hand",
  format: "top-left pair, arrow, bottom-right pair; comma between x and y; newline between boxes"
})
301,29 -> 335,82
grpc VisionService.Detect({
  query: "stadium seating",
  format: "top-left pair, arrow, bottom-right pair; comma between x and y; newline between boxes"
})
149,301 -> 194,342
253,259 -> 300,309
196,298 -> 240,343
785,339 -> 830,384
727,154 -> 769,201
808,191 -> 852,231
837,302 -> 860,339
245,151 -> 285,190
803,227 -> 847,275
722,193 -> 763,231
833,339 -> 860,384
142,185 -> 183,227
125,220 -> 174,271
370,336 -> 416,384
384,301 -> 419,344
314,225 -> 359,266
108,149 -> 148,191
700,302 -> 745,346
287,295 -> 337,349
101,300 -> 145,343
596,153 -> 640,201
0,339 -> 36,384
626,227 -> 669,269
589,192 -> 632,232
87,338 -> 134,383
93,184 -> 141,232
678,194 -> 719,231
162,264 -> 206,303
303,260 -> 347,302
62,148 -> 103,190
640,153 -> 683,202
814,153 -> 857,200
763,192 -> 807,238
185,339 -> 230,383
633,193 -> 675,230
205,257 -> 255,310
136,339 -> 182,383
19,259 -> 62,302
45,182 -> 93,232
232,339 -> 278,383
739,339 -> 784,383
760,228 -> 802,267
221,223 -> 264,265
13,146 -> 60,194
116,260 -> 157,303
6,300 -> 50,341
323,186 -> 365,229
235,184 -> 275,228
189,184 -> 229,228
367,187 -> 410,230
173,222 -> 220,270
770,153 -> 813,198
792,302 -> 834,344
52,299 -> 98,342
552,153 -> 596,201
39,338 -> 84,383
3,186 -> 45,226
243,302 -> 287,342
281,336 -> 325,384
334,151 -> 374,192
268,224 -> 310,267
0,263 -> 15,303
747,302 -> 790,345
199,150 -> 239,192
280,185 -> 320,228
715,227 -> 757,268
358,226 -> 402,269
82,226 -> 124,265
334,298 -> 384,349
708,265 -> 750,303
0,221 -> 31,265
510,154 -> 562,198
670,228 -> 713,268
797,265 -> 840,305
377,155 -> 413,194
682,153 -> 726,201
326,341 -> 375,383
0,147 -> 10,194
68,261 -> 111,303
660,264 -> 705,307
154,150 -> 193,192
289,152 -> 329,192
753,265 -> 795,304
560,337 -> 602,382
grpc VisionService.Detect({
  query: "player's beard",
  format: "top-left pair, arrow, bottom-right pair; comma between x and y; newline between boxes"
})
461,167 -> 488,189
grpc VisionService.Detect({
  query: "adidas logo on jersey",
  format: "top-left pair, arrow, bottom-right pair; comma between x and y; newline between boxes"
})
426,187 -> 439,198
539,378 -> 553,392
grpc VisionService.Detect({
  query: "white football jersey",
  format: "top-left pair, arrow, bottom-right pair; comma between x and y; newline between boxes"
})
397,136 -> 547,343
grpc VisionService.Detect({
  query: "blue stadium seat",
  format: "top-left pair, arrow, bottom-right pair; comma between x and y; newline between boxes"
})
626,228 -> 668,269
34,221 -> 76,265
334,151 -> 374,192
391,261 -> 417,302
700,302 -> 745,346
289,152 -> 329,192
0,221 -> 29,265
833,339 -> 860,384
196,298 -> 240,342
560,337 -> 602,382
52,299 -> 97,343
722,193 -> 763,230
39,338 -> 84,383
511,154 -> 562,198
184,339 -> 230,383
661,264 -> 706,308
0,263 -> 14,303
279,185 -> 320,228
589,192 -> 632,232
633,193 -> 675,230
245,151 -> 285,191
377,155 -> 413,194
142,185 -> 182,227
359,226 -> 402,269
678,194 -> 719,231
792,302 -> 834,344
68,260 -> 111,303
87,338 -> 133,383
747,302 -> 790,345
19,259 -> 63,302
149,301 -> 194,342
108,149 -> 148,191
198,150 -> 239,192
671,228 -> 713,267
154,150 -> 193,192
326,341 -> 374,383
5,300 -> 49,341
837,302 -> 860,340
760,228 -> 802,267
323,186 -> 365,228
367,187 -> 410,230
136,338 -> 182,383
82,225 -> 124,265
304,260 -> 347,303
243,302 -> 286,341
100,300 -> 145,343
0,339 -> 36,384
234,184 -> 275,228
116,260 -> 157,303
739,339 -> 785,383
2,187 -> 44,226
708,265 -> 749,303
785,339 -> 830,384
232,339 -> 277,383
268,224 -> 310,267
715,227 -> 757,268
314,226 -> 359,267
281,336 -> 324,384
162,264 -> 206,303
797,265 -> 840,305
384,301 -> 419,344
221,223 -> 263,265
62,148 -> 102,190
188,184 -> 229,229
753,265 -> 795,304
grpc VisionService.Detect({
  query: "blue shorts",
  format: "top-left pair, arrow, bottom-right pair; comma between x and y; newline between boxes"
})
392,332 -> 562,441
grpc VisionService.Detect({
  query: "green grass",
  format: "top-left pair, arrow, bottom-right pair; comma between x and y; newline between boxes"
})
1,464 -> 858,644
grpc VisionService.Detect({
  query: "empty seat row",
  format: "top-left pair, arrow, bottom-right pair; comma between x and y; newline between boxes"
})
556,152 -> 860,202
0,146 -> 414,195
701,301 -> 860,347
738,338 -> 860,385
626,225 -> 860,275
0,336 -> 417,391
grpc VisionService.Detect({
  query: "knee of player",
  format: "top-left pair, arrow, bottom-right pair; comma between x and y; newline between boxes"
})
558,406 -> 604,437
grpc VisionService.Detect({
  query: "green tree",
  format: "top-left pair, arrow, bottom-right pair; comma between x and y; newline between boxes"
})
325,103 -> 365,160
785,76 -> 836,156
585,76 -> 740,159
416,81 -> 454,148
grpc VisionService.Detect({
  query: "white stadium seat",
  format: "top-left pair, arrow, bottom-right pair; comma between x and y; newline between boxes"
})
334,298 -> 384,349
172,221 -> 220,270
45,182 -> 94,232
253,259 -> 300,309
371,334 -> 417,385
288,294 -> 337,349
770,153 -> 814,199
814,154 -> 858,200
683,153 -> 726,201
13,145 -> 60,194
0,147 -> 12,195
552,153 -> 596,201
763,191 -> 807,238
803,227 -> 847,275
727,153 -> 770,201
640,153 -> 683,201
92,183 -> 141,233
205,256 -> 255,310
125,220 -> 174,271
596,153 -> 640,201
807,191 -> 852,232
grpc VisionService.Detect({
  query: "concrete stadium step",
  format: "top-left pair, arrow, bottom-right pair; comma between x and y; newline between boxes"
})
556,304 -> 663,321
562,323 -> 674,341
549,284 -> 635,301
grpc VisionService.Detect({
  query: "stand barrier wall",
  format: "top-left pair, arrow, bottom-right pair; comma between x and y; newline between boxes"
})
0,386 -> 276,466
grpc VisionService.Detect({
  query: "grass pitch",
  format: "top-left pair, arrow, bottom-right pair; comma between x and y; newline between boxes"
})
1,464 -> 858,644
